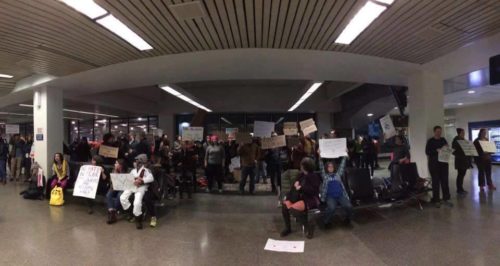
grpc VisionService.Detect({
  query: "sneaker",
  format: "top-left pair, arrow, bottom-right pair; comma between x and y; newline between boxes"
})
150,217 -> 157,228
442,201 -> 453,208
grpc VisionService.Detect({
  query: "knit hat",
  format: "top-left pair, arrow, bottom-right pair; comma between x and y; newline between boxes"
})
135,154 -> 148,164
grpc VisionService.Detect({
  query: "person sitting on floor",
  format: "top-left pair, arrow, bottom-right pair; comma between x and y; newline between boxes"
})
319,157 -> 352,228
46,153 -> 69,199
120,154 -> 154,230
106,159 -> 127,224
280,157 -> 322,239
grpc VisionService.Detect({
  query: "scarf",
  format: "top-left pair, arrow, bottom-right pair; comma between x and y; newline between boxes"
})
53,160 -> 68,180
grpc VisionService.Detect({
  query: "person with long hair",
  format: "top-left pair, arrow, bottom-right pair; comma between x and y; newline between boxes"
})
280,157 -> 322,239
320,157 -> 352,228
46,153 -> 69,199
474,128 -> 496,191
106,159 -> 127,224
452,128 -> 472,195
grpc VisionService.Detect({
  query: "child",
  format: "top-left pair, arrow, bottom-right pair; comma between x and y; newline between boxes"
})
319,157 -> 353,228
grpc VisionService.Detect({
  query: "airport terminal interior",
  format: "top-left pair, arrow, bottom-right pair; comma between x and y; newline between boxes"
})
1,0 -> 500,265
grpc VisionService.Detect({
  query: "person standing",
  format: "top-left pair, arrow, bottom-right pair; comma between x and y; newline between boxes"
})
452,128 -> 472,195
473,128 -> 496,191
425,126 -> 452,208
204,136 -> 225,193
10,134 -> 25,182
0,137 -> 8,185
238,140 -> 260,195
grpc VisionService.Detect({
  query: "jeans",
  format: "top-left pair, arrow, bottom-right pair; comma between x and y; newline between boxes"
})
240,165 -> 256,193
10,157 -> 22,180
0,159 -> 6,181
106,190 -> 123,210
323,195 -> 353,224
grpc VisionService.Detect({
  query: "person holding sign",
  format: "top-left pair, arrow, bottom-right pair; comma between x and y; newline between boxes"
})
473,128 -> 496,191
106,159 -> 128,224
120,154 -> 154,230
46,153 -> 69,199
87,155 -> 110,214
425,126 -> 452,208
452,128 -> 473,195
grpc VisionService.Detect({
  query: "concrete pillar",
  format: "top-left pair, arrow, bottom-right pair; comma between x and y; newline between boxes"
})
33,87 -> 63,177
158,112 -> 175,141
408,71 -> 444,178
316,112 -> 333,136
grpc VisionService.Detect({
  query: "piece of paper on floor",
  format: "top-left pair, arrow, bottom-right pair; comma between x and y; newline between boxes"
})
264,238 -> 304,253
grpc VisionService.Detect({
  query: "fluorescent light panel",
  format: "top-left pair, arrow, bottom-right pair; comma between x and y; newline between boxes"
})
374,0 -> 394,5
19,104 -> 119,118
0,73 -> 13,79
335,1 -> 387,45
96,15 -> 153,51
160,86 -> 212,112
59,0 -> 107,19
288,82 -> 323,112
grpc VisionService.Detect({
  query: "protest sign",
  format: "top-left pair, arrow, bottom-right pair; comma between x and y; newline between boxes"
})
261,135 -> 286,150
457,140 -> 478,156
380,115 -> 396,139
319,138 -> 348,158
225,128 -> 239,140
438,147 -> 452,163
283,122 -> 298,136
264,239 -> 304,253
182,127 -> 204,141
5,124 -> 19,134
99,145 -> 119,159
73,165 -> 102,199
299,119 -> 317,136
110,173 -> 136,191
480,141 -> 497,153
236,132 -> 252,145
253,121 -> 275,138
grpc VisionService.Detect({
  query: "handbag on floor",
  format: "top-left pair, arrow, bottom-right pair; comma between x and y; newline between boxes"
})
49,186 -> 64,206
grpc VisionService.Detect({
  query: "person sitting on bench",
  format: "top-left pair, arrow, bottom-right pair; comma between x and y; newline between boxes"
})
88,155 -> 110,214
106,159 -> 127,224
120,154 -> 154,229
280,157 -> 322,239
46,153 -> 69,199
319,157 -> 352,228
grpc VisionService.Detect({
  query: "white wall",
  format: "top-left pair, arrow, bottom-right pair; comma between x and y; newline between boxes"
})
446,102 -> 500,139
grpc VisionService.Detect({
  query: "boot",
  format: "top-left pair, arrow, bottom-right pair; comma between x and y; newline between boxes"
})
107,210 -> 117,224
135,215 -> 143,230
292,210 -> 313,239
280,206 -> 292,237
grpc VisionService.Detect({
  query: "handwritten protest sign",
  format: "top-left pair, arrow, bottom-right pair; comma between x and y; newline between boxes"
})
380,115 -> 396,139
457,140 -> 478,156
319,138 -> 348,158
438,147 -> 452,163
73,165 -> 102,199
236,132 -> 252,145
253,121 -> 275,138
110,173 -> 136,191
261,135 -> 286,150
283,122 -> 298,136
99,145 -> 119,159
182,127 -> 204,141
299,119 -> 317,136
480,141 -> 497,153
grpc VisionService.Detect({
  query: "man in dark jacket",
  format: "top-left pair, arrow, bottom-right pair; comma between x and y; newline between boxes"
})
452,128 -> 472,195
425,126 -> 451,208
0,137 -> 8,184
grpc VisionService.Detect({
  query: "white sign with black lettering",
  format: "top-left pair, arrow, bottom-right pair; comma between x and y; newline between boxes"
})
73,165 -> 102,199
380,115 -> 396,139
319,138 -> 348,158
480,141 -> 497,153
110,173 -> 136,191
457,140 -> 478,156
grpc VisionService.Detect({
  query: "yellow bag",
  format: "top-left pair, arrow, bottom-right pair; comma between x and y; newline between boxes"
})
49,186 -> 64,206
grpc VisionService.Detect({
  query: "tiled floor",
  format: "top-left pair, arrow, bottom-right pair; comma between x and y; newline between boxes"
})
1,162 -> 499,266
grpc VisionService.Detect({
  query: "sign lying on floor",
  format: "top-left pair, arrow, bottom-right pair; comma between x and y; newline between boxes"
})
264,239 -> 304,253
110,173 -> 136,191
319,138 -> 348,158
73,165 -> 102,199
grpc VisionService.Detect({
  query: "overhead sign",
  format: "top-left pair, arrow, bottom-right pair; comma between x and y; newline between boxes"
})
73,165 -> 102,199
380,115 -> 396,139
99,145 -> 119,159
319,138 -> 348,158
182,127 -> 204,141
299,119 -> 317,136
5,124 -> 19,134
253,121 -> 275,138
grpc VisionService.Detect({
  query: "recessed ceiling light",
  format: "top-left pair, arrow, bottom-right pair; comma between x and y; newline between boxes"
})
0,73 -> 13,79
71,121 -> 76,125
394,106 -> 398,109
59,0 -> 108,19
374,0 -> 395,5
288,82 -> 323,112
367,113 -> 374,117
160,85 -> 212,112
114,125 -> 118,129
335,1 -> 387,45
96,14 -> 153,51
467,90 -> 475,94
457,103 -> 463,106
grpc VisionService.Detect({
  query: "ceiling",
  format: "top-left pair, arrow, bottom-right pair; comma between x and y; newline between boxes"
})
2,0 -> 500,95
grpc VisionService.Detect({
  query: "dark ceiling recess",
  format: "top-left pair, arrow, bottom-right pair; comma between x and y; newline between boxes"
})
390,86 -> 408,116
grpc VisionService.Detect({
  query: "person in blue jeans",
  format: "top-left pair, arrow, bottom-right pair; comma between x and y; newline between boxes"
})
0,137 -> 8,185
319,157 -> 353,227
106,159 -> 127,224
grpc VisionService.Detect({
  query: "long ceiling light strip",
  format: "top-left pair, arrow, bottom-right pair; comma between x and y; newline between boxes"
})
160,86 -> 212,112
0,73 -> 14,79
288,82 -> 323,112
0,111 -> 81,120
19,104 -> 119,118
58,0 -> 152,51
335,1 -> 390,45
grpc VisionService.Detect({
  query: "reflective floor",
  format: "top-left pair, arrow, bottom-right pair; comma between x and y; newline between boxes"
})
1,163 -> 499,266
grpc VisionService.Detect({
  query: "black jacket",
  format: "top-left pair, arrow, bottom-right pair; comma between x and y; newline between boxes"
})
452,136 -> 472,170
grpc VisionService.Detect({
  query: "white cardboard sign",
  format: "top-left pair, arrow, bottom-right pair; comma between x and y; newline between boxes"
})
73,165 -> 102,199
380,115 -> 396,139
182,127 -> 204,141
457,140 -> 478,156
438,147 -> 452,163
479,141 -> 497,153
319,138 -> 348,158
299,119 -> 317,136
264,239 -> 304,253
253,121 -> 275,138
110,173 -> 136,191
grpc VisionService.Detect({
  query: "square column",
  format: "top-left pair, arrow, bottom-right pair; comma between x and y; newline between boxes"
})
33,87 -> 63,176
408,71 -> 444,178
